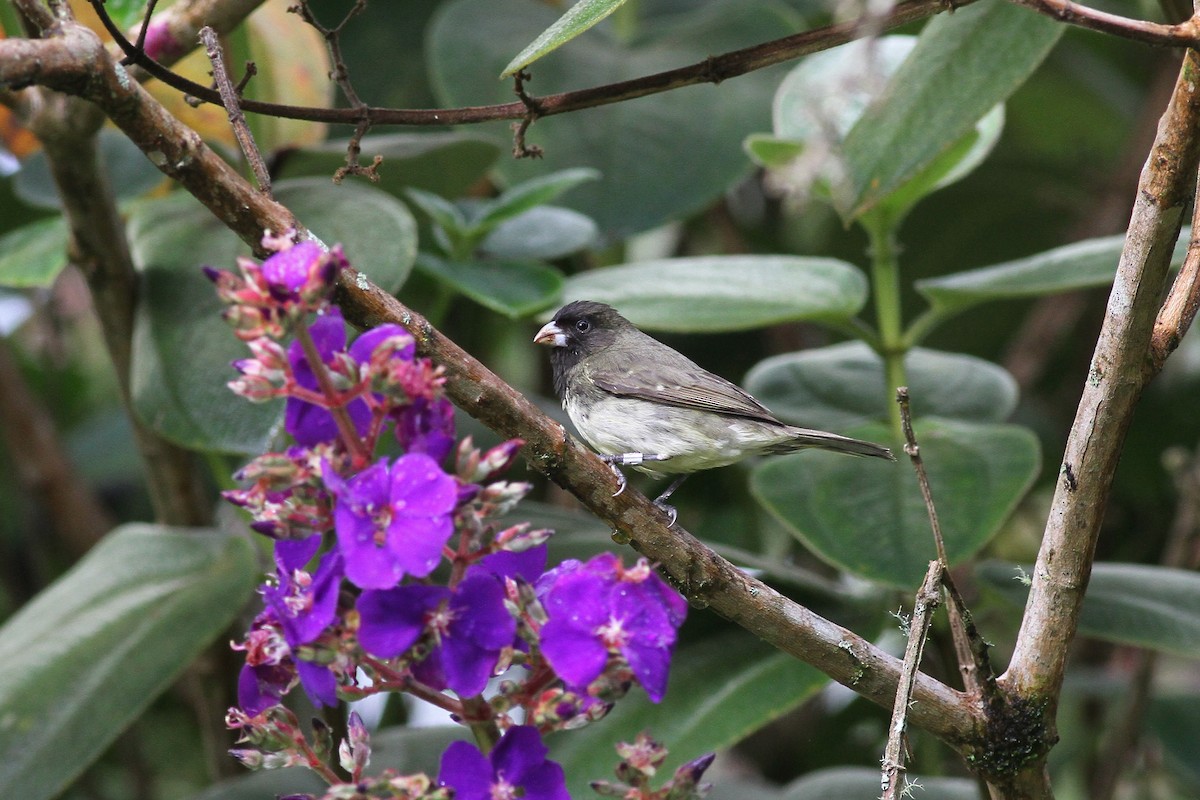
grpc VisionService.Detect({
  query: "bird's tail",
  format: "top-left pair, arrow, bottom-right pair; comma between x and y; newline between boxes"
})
772,426 -> 895,461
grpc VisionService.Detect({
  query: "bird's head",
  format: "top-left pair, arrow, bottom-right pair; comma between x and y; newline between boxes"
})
533,300 -> 632,359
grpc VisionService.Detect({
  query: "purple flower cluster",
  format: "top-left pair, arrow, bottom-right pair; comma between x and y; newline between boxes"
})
211,235 -> 693,799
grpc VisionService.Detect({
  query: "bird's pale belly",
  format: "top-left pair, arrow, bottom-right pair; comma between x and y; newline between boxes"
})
563,392 -> 782,476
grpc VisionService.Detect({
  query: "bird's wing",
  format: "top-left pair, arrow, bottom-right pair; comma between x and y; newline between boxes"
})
589,352 -> 782,424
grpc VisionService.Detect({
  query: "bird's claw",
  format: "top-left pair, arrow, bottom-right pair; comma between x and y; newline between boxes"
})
606,461 -> 627,497
653,499 -> 678,527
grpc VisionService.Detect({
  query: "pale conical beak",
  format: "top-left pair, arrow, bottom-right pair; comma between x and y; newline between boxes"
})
534,321 -> 567,347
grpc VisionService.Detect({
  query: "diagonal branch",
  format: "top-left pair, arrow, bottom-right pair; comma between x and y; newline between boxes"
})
0,18 -> 983,746
1003,40 -> 1200,754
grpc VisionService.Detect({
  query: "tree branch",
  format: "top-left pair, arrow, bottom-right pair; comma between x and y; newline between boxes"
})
1000,45 -> 1200,790
1007,0 -> 1200,47
82,0 -> 964,127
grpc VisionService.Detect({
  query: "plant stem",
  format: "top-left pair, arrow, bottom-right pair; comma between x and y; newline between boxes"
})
866,215 -> 907,438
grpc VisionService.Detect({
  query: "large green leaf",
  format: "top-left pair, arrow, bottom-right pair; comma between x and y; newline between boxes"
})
744,342 -> 1019,431
548,631 -> 827,798
782,767 -> 978,799
753,419 -> 1040,587
128,192 -> 284,455
559,255 -> 868,332
416,253 -> 564,318
916,231 -> 1192,316
273,132 -> 502,200
0,524 -> 257,800
978,562 -> 1200,658
429,0 -> 799,235
502,0 -> 631,76
840,0 -> 1062,217
473,167 -> 599,232
748,36 -> 1004,223
0,216 -> 68,288
479,206 -> 598,260
275,179 -> 417,294
128,182 -> 417,454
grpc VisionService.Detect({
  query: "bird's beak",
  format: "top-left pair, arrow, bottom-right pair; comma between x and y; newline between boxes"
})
534,321 -> 567,347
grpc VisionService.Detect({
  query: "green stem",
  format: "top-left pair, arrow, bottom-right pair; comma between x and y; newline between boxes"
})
865,215 -> 907,438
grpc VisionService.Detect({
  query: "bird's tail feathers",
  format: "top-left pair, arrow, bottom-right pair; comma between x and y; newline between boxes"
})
774,427 -> 895,461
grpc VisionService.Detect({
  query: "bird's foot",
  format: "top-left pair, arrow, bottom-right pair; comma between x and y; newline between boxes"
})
653,498 -> 678,527
603,460 -> 627,496
598,452 -> 669,498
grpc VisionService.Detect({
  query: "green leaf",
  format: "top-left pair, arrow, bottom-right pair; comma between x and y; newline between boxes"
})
475,168 -> 599,232
276,179 -> 417,294
782,767 -> 979,799
273,132 -> 502,199
753,419 -> 1040,587
916,231 -> 1192,316
502,0 -> 631,77
405,187 -> 470,239
744,342 -> 1020,431
13,129 -> 166,210
429,0 -> 799,235
549,631 -> 827,798
742,134 -> 804,169
0,217 -> 68,288
479,206 -> 598,260
128,192 -> 283,455
416,253 -> 564,318
558,255 -> 868,332
1147,694 -> 1200,789
0,524 -> 257,800
102,0 -> 152,30
978,562 -> 1200,658
840,0 -> 1062,217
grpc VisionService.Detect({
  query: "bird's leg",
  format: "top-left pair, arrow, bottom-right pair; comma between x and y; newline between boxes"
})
597,453 -> 669,498
652,475 -> 689,527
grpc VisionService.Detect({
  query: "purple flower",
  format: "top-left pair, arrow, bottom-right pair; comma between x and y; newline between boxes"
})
286,310 -> 373,446
262,241 -> 325,297
325,453 -> 458,589
262,543 -> 343,648
438,725 -> 569,800
358,572 -> 516,696
237,660 -> 291,716
537,554 -> 687,703
395,396 -> 456,462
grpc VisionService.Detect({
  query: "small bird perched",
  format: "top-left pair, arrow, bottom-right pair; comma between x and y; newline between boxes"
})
534,300 -> 894,523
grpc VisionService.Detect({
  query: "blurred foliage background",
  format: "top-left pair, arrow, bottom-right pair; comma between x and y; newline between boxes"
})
1,0 -> 1199,798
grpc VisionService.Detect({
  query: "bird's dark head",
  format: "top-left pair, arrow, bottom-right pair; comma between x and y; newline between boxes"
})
534,301 -> 633,395
534,300 -> 633,356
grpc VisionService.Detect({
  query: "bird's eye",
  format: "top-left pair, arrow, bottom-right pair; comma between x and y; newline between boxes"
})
575,319 -> 591,333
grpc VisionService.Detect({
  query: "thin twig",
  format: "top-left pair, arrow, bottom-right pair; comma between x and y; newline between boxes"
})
1007,0 -> 1200,47
132,0 -> 162,55
511,69 -> 544,159
896,388 -> 993,698
881,561 -> 943,800
199,26 -> 272,196
1149,180 -> 1200,371
289,0 -> 381,182
83,0 -> 970,127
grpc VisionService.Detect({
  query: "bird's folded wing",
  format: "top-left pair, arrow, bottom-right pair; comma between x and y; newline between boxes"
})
593,366 -> 781,424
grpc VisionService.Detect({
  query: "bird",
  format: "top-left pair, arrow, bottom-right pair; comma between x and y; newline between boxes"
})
534,300 -> 894,524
